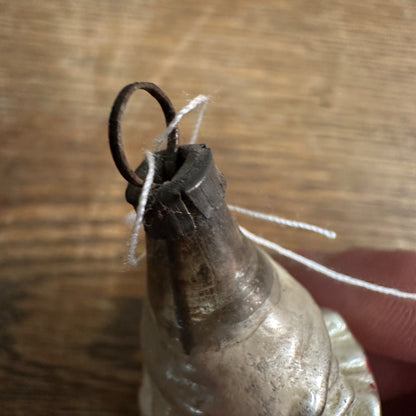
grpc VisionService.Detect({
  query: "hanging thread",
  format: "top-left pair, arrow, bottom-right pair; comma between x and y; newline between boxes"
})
127,95 -> 209,265
153,94 -> 209,151
126,95 -> 416,301
240,227 -> 416,301
127,150 -> 155,266
228,205 -> 336,239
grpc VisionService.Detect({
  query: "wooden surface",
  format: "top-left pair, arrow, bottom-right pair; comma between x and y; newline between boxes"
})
1,1 -> 415,414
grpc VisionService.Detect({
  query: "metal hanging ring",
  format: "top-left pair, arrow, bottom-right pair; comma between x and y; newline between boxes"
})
108,82 -> 178,186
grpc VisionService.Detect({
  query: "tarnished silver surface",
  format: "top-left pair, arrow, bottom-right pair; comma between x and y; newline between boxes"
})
139,258 -> 381,416
322,308 -> 381,415
132,145 -> 380,415
109,84 -> 381,416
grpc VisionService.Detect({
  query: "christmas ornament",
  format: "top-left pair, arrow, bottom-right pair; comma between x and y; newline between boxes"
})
109,82 -> 381,415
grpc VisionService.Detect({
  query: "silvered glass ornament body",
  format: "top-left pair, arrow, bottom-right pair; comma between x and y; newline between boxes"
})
125,145 -> 381,416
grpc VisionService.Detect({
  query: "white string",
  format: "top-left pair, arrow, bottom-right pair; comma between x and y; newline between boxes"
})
127,150 -> 155,266
153,94 -> 209,151
240,226 -> 416,300
228,204 -> 336,239
189,97 -> 209,144
125,94 -> 416,301
127,95 -> 209,265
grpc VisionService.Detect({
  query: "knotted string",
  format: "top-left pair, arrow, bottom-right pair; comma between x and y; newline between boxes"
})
127,95 -> 210,266
126,95 -> 416,301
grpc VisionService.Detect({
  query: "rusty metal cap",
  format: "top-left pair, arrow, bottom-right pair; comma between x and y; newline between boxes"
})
126,144 -> 226,239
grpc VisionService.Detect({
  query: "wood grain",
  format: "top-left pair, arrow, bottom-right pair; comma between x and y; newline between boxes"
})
1,0 -> 415,414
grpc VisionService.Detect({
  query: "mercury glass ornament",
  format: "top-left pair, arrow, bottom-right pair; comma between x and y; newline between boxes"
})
109,82 -> 381,416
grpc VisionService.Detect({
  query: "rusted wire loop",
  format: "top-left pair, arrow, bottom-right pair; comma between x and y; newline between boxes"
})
108,82 -> 178,186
